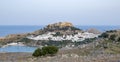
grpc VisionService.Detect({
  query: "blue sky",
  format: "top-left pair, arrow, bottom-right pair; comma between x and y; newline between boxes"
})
0,0 -> 120,25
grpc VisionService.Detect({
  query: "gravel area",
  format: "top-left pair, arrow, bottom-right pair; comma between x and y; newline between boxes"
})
0,53 -> 120,62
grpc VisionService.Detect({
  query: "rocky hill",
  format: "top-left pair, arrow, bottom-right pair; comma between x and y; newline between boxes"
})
0,22 -> 100,48
0,23 -> 120,62
25,22 -> 99,47
0,22 -> 84,47
1,29 -> 120,62
31,22 -> 82,36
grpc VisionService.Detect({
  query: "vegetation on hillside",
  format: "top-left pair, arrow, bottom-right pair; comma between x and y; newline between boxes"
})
95,30 -> 120,54
32,48 -> 42,57
32,46 -> 58,57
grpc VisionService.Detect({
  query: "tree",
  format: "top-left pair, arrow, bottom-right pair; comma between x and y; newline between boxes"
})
32,46 -> 59,57
52,32 -> 63,36
99,33 -> 109,38
110,34 -> 116,41
106,30 -> 117,33
42,46 -> 58,56
117,37 -> 120,42
18,38 -> 31,43
32,48 -> 42,57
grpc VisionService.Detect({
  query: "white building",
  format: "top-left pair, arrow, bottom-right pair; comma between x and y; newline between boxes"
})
27,32 -> 100,42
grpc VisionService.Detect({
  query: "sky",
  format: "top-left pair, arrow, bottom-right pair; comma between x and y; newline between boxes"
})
0,0 -> 120,25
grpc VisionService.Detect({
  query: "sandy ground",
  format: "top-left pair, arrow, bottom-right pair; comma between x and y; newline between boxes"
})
0,52 -> 31,62
0,52 -> 120,62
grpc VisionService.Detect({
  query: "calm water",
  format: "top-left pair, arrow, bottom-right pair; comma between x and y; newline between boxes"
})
0,46 -> 37,52
0,25 -> 44,37
76,26 -> 120,32
0,25 -> 119,52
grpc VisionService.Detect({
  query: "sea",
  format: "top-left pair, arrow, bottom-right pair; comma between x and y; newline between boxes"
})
0,25 -> 119,52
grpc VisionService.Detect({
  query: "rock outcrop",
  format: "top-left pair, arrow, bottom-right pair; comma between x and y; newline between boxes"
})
32,22 -> 82,36
46,22 -> 73,29
43,22 -> 77,31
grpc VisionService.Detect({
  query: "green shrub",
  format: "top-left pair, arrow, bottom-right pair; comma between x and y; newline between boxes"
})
32,48 -> 42,57
110,34 -> 116,41
53,32 -> 63,36
71,27 -> 81,30
106,30 -> 117,33
32,46 -> 58,57
42,46 -> 58,56
18,38 -> 32,43
117,37 -> 120,42
99,33 -> 109,38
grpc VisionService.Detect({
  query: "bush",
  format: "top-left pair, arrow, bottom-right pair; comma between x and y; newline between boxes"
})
71,27 -> 80,30
18,38 -> 32,43
110,34 -> 116,41
106,30 -> 117,33
32,48 -> 42,57
99,33 -> 109,38
32,46 -> 58,57
53,32 -> 63,36
117,37 -> 120,42
42,46 -> 58,56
